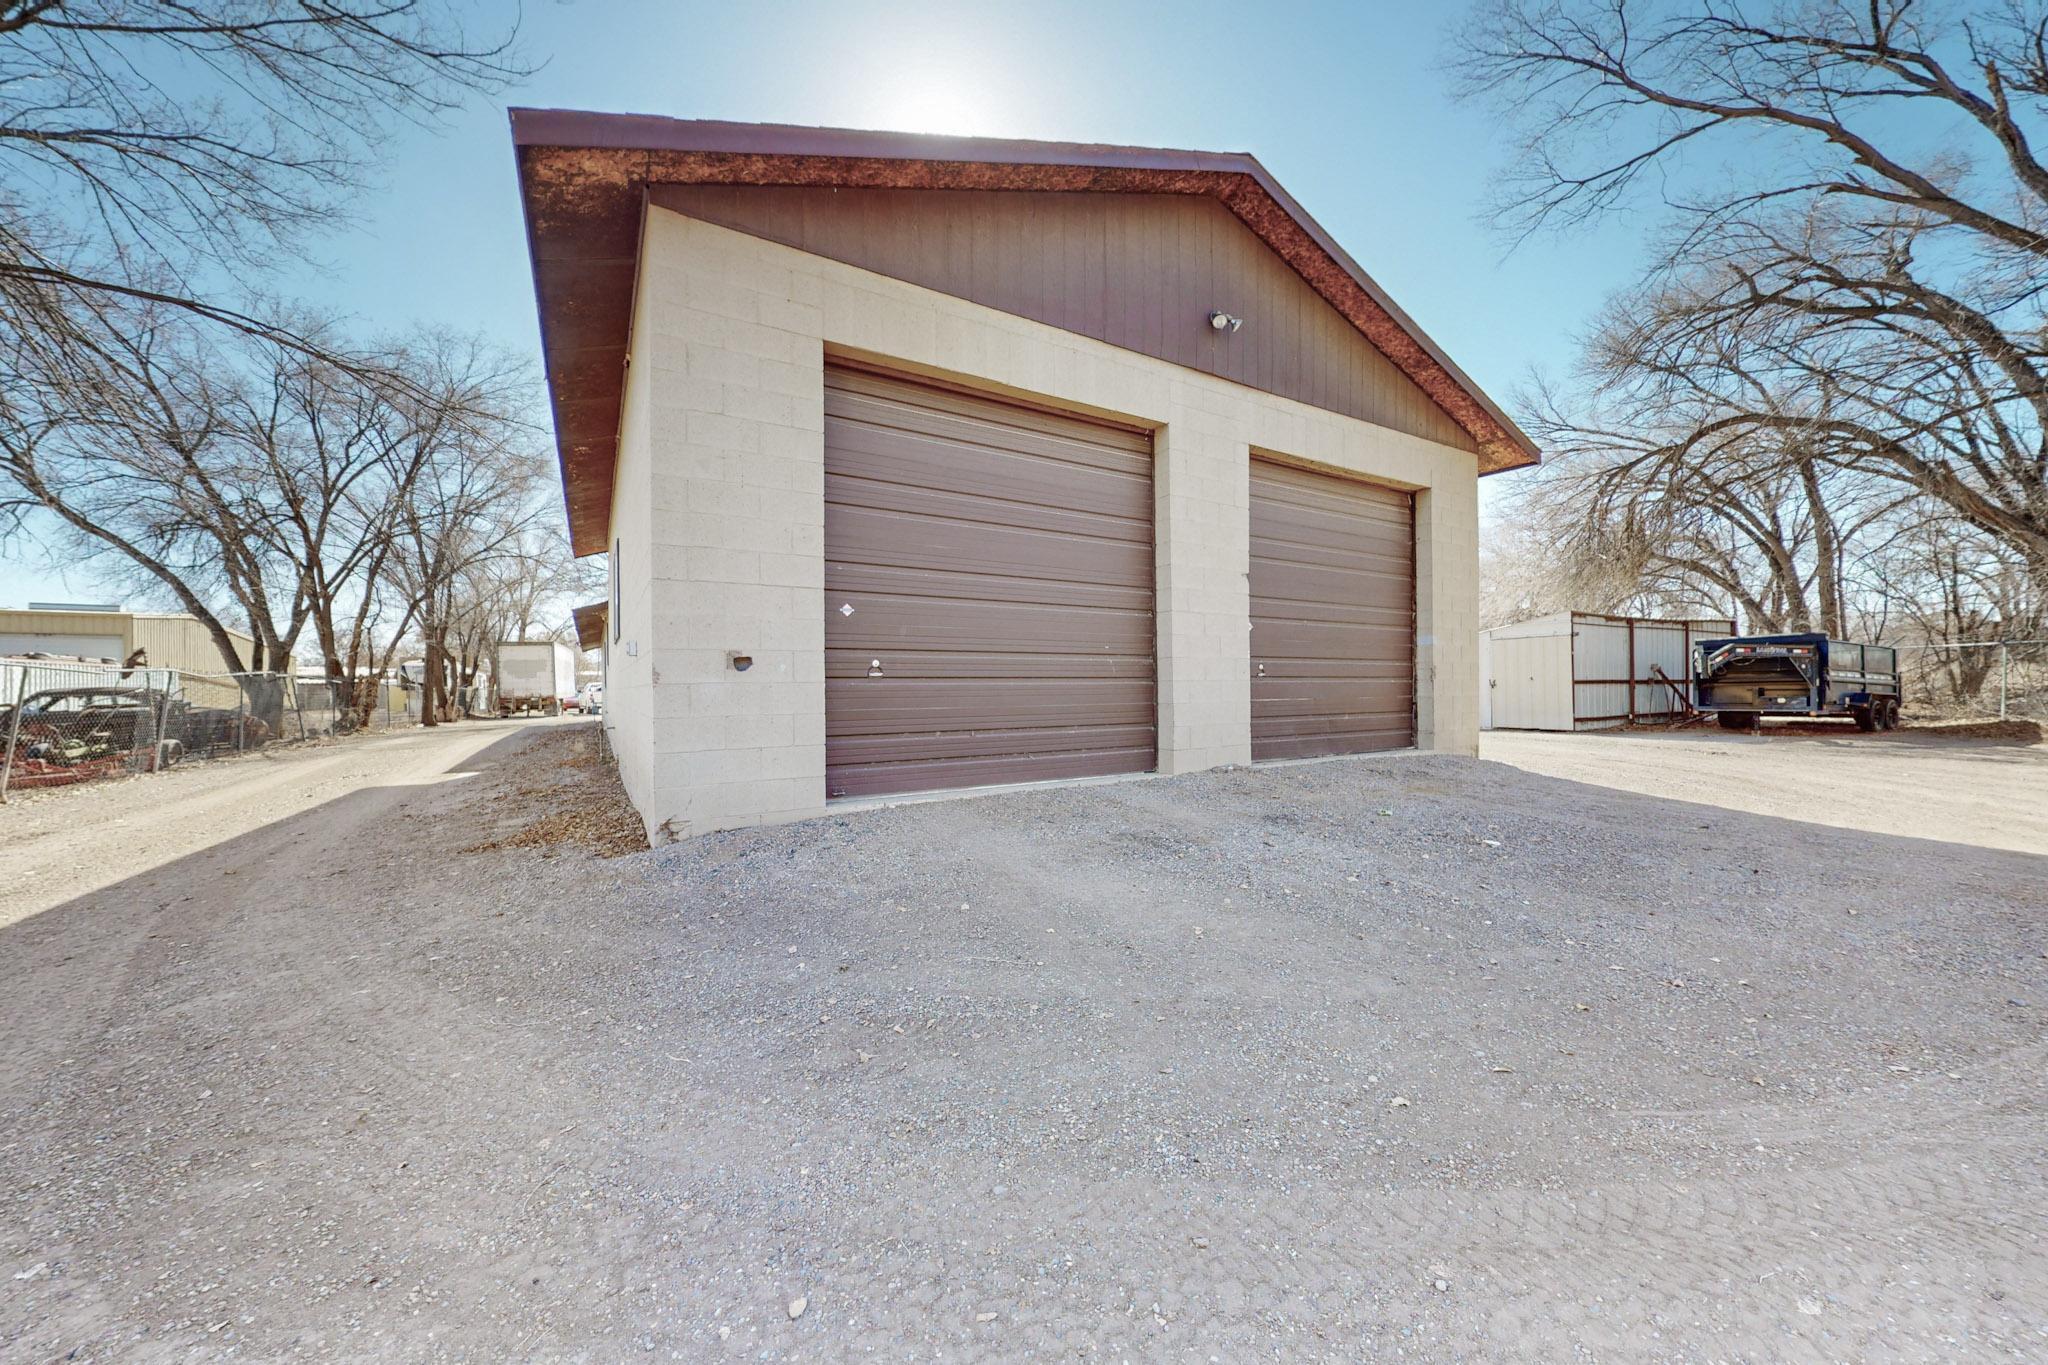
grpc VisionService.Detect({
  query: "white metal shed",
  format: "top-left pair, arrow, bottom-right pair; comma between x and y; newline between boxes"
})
1480,611 -> 1737,731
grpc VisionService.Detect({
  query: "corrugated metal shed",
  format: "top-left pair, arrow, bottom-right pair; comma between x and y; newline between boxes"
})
0,609 -> 279,676
1480,612 -> 1736,732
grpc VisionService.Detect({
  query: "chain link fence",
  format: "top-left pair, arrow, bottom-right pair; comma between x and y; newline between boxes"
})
0,658 -> 425,802
1897,640 -> 2048,723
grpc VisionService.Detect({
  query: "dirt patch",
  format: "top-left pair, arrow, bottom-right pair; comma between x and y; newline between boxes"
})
1900,716 -> 2044,742
1612,715 -> 2043,743
460,724 -> 647,859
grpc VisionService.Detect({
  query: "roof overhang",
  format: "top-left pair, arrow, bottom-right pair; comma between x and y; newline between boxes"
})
511,109 -> 1541,556
571,600 -> 608,651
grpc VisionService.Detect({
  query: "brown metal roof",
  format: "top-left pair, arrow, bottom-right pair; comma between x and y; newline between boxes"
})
510,110 -> 1540,556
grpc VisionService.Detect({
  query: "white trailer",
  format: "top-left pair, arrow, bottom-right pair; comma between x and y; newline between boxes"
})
1480,611 -> 1736,731
494,640 -> 579,717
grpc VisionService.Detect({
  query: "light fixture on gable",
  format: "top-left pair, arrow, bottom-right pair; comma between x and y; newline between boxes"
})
1208,310 -> 1244,333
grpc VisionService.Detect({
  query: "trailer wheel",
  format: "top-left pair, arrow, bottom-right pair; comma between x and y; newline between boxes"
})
1853,705 -> 1877,732
1879,699 -> 1900,731
1716,712 -> 1756,731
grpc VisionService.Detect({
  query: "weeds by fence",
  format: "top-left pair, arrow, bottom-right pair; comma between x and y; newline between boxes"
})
1898,640 -> 2048,723
0,658 -> 423,802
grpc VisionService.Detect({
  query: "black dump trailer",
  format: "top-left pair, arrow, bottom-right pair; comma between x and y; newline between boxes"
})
1691,633 -> 1902,732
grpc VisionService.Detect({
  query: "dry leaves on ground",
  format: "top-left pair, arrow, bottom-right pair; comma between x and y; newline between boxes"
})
462,725 -> 648,859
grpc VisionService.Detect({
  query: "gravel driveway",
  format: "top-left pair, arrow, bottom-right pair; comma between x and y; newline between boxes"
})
1484,725 -> 2048,855
3,726 -> 2044,1361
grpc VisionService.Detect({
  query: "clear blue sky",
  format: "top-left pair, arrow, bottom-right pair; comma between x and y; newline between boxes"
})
3,0 -> 1635,609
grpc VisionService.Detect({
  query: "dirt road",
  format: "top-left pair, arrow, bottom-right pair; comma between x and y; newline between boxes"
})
3,727 -> 2043,1361
1484,726 -> 2048,855
0,720 -> 548,928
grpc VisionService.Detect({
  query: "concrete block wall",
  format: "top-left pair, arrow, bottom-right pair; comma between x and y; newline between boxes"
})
612,207 -> 1485,840
603,254 -> 659,818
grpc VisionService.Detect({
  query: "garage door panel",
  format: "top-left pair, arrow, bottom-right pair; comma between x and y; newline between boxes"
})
1248,599 -> 1414,635
825,743 -> 1155,799
830,564 -> 1152,614
828,711 -> 1154,758
827,504 -> 1149,587
826,366 -> 1157,798
828,684 -> 1154,741
827,649 -> 1148,680
1251,460 -> 1410,505
1250,458 -> 1414,761
1248,542 -> 1412,584
1254,658 -> 1412,682
1252,475 -> 1408,532
828,475 -> 1152,549
1253,676 -> 1413,713
828,368 -> 1149,451
829,595 -> 1155,656
1251,618 -> 1415,661
1250,507 -> 1410,555
1250,719 -> 1412,762
825,423 -> 1151,523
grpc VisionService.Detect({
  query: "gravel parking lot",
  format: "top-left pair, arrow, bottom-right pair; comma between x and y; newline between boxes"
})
3,724 -> 2044,1360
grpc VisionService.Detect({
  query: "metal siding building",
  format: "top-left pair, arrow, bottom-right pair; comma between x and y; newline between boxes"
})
1480,612 -> 1736,732
0,609 -> 275,677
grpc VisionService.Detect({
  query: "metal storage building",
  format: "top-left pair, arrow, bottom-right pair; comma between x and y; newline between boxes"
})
1480,611 -> 1736,731
0,607 -> 275,676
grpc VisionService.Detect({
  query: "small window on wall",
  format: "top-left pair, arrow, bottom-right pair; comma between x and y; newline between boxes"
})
611,538 -> 622,643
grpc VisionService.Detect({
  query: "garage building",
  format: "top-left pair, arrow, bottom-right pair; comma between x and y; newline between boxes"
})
512,112 -> 1538,839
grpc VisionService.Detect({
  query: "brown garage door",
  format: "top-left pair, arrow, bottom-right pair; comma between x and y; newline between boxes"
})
1249,458 -> 1415,760
825,367 -> 1156,799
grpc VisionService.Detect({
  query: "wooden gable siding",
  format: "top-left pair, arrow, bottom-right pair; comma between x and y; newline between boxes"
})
648,185 -> 1479,454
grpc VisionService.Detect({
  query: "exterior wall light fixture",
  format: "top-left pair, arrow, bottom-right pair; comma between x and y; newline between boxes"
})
1209,310 -> 1244,332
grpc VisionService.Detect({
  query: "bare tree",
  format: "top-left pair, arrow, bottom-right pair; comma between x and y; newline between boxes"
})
1457,1 -> 2048,600
1,1 -> 526,352
381,338 -> 552,725
0,294 -> 302,673
1,293 -> 560,734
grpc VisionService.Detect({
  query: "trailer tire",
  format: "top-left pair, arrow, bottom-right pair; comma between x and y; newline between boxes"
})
1716,712 -> 1757,731
1853,705 -> 1877,732
1879,699 -> 1900,731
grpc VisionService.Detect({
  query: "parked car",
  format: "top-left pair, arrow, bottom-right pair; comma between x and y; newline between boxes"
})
578,682 -> 603,715
0,686 -> 182,787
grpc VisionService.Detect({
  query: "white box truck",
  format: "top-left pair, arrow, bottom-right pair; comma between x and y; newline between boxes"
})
494,640 -> 579,717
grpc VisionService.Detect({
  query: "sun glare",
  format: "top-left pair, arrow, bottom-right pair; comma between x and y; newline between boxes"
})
875,75 -> 990,136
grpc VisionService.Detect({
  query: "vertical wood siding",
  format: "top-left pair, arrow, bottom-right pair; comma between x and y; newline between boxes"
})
652,186 -> 1478,454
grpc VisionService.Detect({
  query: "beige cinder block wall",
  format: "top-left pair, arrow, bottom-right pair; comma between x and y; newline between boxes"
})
613,207 -> 1482,840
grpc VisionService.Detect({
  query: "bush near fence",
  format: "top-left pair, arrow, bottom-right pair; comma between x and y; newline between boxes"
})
1898,641 -> 2048,723
0,658 -> 422,801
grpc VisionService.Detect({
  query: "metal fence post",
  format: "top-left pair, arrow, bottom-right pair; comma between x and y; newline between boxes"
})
237,680 -> 247,753
0,665 -> 26,804
2000,642 -> 2010,721
152,670 -> 172,772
